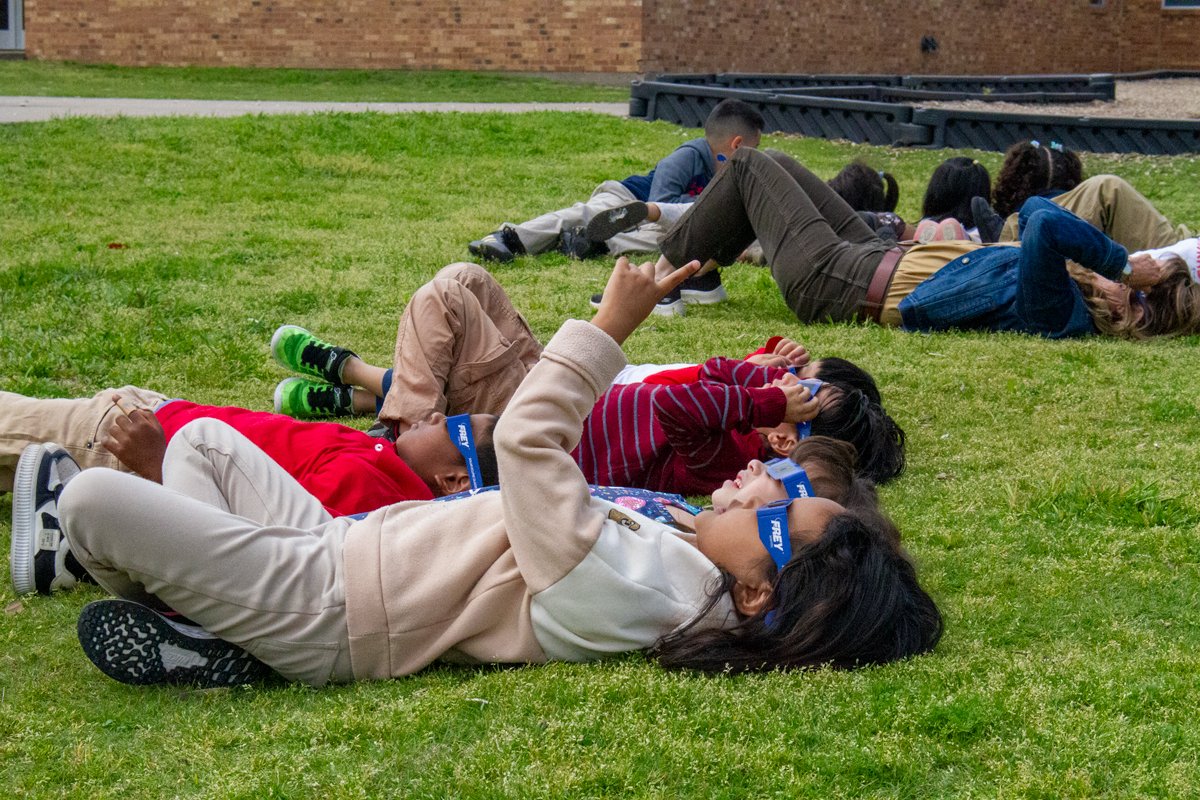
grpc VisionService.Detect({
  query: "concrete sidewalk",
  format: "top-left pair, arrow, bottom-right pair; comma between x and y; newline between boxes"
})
0,96 -> 630,123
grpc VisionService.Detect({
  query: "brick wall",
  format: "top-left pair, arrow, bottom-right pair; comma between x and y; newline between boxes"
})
23,0 -> 642,72
641,0 -> 1200,75
20,0 -> 1200,74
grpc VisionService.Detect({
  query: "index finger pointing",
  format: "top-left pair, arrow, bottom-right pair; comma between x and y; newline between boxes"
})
657,260 -> 702,293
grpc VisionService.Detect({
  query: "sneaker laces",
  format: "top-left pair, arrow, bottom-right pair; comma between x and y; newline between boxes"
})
303,384 -> 352,414
300,341 -> 347,382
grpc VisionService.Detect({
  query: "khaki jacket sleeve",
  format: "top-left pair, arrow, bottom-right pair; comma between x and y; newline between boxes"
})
494,319 -> 627,593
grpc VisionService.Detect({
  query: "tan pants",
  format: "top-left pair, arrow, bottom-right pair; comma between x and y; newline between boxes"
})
377,263 -> 543,428
0,386 -> 167,492
62,417 -> 355,687
999,174 -> 1192,251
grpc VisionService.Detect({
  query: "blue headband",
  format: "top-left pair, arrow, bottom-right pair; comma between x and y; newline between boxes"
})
764,458 -> 815,499
756,498 -> 793,572
446,414 -> 483,490
784,372 -> 823,440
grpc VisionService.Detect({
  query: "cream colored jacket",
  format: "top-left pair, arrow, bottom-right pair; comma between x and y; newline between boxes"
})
342,320 -> 735,679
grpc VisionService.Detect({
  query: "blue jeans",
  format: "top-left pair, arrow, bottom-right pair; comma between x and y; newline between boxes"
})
900,197 -> 1128,338
1014,196 -> 1129,336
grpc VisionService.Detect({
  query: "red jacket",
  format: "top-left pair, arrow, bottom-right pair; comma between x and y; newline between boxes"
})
155,401 -> 433,516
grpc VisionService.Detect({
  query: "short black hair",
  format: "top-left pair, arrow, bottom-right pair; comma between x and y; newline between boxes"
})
704,99 -> 765,142
814,357 -> 882,406
811,389 -> 906,485
473,415 -> 501,487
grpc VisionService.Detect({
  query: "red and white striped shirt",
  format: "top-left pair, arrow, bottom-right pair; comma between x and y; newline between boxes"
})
571,358 -> 788,495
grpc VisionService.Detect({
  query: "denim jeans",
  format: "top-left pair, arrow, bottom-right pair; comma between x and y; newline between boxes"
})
1014,196 -> 1129,335
900,197 -> 1128,338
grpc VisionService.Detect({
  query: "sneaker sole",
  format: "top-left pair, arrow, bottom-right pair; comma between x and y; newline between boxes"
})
10,444 -> 41,596
77,599 -> 272,688
591,295 -> 685,317
586,201 -> 650,243
680,285 -> 729,305
273,377 -> 292,415
651,299 -> 686,317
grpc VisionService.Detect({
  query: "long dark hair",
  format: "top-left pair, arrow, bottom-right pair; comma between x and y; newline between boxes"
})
1071,256 -> 1200,339
993,140 -> 1083,218
922,157 -> 992,229
652,511 -> 943,672
828,160 -> 900,212
811,388 -> 906,485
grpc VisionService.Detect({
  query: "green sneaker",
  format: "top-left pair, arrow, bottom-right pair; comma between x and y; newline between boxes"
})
270,325 -> 356,384
273,378 -> 354,419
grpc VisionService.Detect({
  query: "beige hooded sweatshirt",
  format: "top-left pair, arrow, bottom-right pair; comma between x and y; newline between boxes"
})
341,319 -> 735,679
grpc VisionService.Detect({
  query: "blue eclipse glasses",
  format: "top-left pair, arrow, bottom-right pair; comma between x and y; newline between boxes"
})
446,414 -> 483,490
763,458 -> 814,499
784,372 -> 823,440
756,498 -> 793,572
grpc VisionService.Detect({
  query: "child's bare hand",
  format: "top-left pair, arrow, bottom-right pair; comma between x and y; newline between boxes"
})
591,257 -> 700,344
104,406 -> 166,483
1124,253 -> 1166,290
745,352 -> 789,368
771,337 -> 810,368
772,376 -> 819,423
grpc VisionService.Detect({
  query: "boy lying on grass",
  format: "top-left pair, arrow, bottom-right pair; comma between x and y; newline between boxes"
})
271,263 -> 905,486
1,388 -> 496,595
53,257 -> 942,687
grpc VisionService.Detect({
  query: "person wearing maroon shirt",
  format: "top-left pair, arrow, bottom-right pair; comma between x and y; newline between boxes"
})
576,357 -> 819,496
272,263 -> 904,486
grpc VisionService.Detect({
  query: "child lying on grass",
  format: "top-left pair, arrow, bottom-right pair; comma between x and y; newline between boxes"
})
1,388 -> 496,595
271,263 -> 905,486
55,257 -> 942,687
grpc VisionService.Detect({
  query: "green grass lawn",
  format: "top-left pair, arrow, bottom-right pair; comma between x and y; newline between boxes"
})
2,109 -> 1200,798
0,61 -> 629,102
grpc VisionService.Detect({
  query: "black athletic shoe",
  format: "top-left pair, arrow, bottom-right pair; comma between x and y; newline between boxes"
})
589,287 -> 685,317
468,226 -> 525,262
585,201 -> 650,243
366,419 -> 398,441
559,226 -> 608,260
971,196 -> 1005,244
680,269 -> 727,305
77,599 -> 273,688
11,442 -> 92,596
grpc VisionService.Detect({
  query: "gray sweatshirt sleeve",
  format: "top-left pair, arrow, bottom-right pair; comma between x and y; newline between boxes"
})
646,140 -> 710,204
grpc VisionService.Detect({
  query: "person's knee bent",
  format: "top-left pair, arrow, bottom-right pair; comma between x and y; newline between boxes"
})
434,262 -> 497,295
1082,174 -> 1129,195
58,469 -> 131,566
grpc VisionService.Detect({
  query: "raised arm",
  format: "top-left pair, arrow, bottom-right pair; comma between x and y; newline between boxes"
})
496,258 -> 700,592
